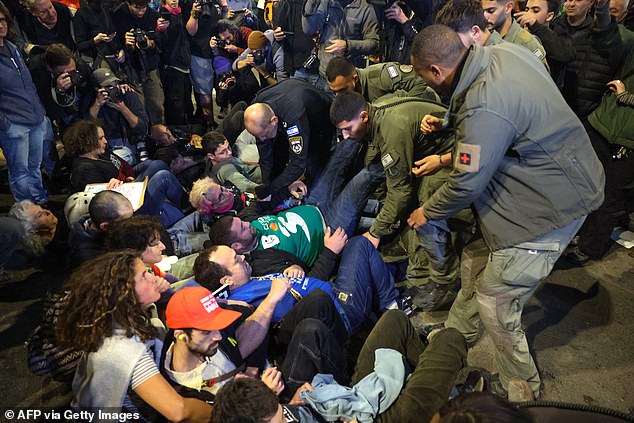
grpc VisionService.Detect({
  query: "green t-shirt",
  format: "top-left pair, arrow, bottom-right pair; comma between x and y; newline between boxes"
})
251,205 -> 325,267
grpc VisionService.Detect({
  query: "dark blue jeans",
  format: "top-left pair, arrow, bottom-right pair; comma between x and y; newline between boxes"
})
135,160 -> 185,227
306,139 -> 385,237
333,236 -> 400,333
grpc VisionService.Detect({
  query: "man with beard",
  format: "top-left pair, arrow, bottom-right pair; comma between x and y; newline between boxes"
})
480,0 -> 548,67
162,284 -> 290,398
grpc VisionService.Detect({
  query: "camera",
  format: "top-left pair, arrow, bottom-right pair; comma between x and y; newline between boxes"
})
218,71 -> 235,89
216,38 -> 227,49
134,28 -> 149,49
199,0 -> 223,15
253,49 -> 265,66
104,85 -> 125,103
68,69 -> 84,86
302,46 -> 318,69
159,7 -> 171,20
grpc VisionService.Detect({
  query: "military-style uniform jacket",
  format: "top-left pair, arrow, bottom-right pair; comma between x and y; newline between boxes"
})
503,20 -> 548,69
356,62 -> 439,103
364,97 -> 452,238
422,43 -> 605,251
253,79 -> 334,200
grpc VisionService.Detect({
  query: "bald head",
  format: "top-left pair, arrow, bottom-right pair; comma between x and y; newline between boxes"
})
411,25 -> 467,94
244,103 -> 278,140
89,190 -> 134,230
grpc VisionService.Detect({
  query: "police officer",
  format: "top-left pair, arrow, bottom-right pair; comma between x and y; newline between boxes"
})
243,79 -> 334,202
330,91 -> 458,306
325,56 -> 439,101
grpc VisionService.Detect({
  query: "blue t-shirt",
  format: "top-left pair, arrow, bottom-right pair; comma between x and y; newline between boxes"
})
228,273 -> 346,325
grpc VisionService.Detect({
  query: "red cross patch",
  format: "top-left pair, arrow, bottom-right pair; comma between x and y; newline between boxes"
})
454,143 -> 480,173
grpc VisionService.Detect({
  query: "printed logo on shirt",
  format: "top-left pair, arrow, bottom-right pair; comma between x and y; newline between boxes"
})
532,49 -> 545,60
282,406 -> 300,422
400,64 -> 413,73
387,65 -> 399,79
286,125 -> 300,136
200,294 -> 219,313
454,143 -> 481,173
261,234 -> 280,249
289,136 -> 303,155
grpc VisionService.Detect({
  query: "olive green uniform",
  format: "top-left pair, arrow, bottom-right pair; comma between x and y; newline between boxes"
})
364,96 -> 451,240
357,62 -> 440,103
504,20 -> 549,69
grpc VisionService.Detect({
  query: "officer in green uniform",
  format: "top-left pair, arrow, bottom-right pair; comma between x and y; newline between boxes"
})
330,91 -> 460,308
325,57 -> 439,101
482,0 -> 549,68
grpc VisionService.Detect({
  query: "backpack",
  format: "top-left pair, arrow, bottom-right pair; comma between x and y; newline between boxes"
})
26,291 -> 83,381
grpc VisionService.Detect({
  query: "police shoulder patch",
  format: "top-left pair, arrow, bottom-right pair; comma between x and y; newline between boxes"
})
399,64 -> 413,73
289,136 -> 303,154
387,65 -> 399,79
454,143 -> 481,173
286,125 -> 300,136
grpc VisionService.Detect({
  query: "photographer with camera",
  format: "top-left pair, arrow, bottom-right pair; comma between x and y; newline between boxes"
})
233,29 -> 287,84
187,0 -> 230,130
87,68 -> 149,165
157,0 -> 196,125
113,0 -> 167,129
29,44 -> 95,131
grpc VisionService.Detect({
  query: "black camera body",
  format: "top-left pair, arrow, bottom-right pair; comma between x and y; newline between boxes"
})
253,49 -> 266,65
105,86 -> 125,103
68,69 -> 85,87
216,38 -> 227,49
218,71 -> 236,89
134,28 -> 149,49
199,0 -> 223,15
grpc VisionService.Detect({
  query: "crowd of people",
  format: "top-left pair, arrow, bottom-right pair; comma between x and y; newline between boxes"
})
1,0 -> 633,420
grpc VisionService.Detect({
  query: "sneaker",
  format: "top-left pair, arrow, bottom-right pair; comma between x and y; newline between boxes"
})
418,321 -> 445,344
396,295 -> 416,316
411,280 -> 459,311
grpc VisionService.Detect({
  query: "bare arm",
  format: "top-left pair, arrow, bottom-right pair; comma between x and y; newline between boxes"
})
134,374 -> 212,423
235,278 -> 290,358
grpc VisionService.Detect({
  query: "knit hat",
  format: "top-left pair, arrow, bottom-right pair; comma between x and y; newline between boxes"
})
248,31 -> 269,50
166,287 -> 241,331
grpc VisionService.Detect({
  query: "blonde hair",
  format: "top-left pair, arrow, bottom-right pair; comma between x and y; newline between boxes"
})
189,177 -> 220,212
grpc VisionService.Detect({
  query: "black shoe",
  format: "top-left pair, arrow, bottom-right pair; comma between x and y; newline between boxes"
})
563,246 -> 592,267
411,280 -> 459,311
449,366 -> 487,399
418,321 -> 445,344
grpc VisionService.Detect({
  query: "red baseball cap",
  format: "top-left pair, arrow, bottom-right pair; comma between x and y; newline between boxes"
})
166,287 -> 241,331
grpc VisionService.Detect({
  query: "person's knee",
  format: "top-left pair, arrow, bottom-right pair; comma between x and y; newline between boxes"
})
378,309 -> 410,330
291,318 -> 331,345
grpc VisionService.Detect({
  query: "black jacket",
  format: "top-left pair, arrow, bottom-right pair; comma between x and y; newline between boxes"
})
157,8 -> 191,70
549,13 -> 628,117
112,3 -> 161,71
247,246 -> 338,281
16,1 -> 75,50
252,79 -> 334,201
73,2 -> 121,59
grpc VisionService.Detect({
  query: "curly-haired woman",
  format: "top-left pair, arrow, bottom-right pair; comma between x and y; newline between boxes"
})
56,251 -> 211,422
